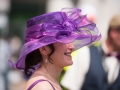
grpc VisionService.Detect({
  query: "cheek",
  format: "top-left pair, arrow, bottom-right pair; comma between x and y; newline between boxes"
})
53,44 -> 66,59
50,49 -> 64,60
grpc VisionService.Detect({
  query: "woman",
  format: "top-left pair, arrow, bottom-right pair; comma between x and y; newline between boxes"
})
8,8 -> 101,90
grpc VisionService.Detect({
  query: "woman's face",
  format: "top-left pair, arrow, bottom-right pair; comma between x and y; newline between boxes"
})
50,42 -> 75,68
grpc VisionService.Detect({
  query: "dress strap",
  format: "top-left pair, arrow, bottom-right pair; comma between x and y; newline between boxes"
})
27,79 -> 56,90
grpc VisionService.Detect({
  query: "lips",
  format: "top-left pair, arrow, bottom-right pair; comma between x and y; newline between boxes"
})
64,52 -> 71,56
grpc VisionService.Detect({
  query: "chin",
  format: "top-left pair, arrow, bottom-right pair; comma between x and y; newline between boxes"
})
66,60 -> 73,66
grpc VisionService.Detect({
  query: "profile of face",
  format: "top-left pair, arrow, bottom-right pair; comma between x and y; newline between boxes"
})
40,42 -> 75,68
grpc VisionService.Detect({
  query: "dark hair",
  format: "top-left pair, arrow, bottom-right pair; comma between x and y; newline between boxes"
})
24,44 -> 54,76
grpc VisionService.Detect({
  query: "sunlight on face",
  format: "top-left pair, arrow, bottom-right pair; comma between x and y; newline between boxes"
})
50,42 -> 75,68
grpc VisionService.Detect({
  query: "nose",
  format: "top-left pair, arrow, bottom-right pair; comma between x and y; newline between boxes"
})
67,43 -> 75,51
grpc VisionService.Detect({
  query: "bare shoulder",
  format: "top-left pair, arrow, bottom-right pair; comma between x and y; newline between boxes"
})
24,76 -> 54,90
31,80 -> 54,90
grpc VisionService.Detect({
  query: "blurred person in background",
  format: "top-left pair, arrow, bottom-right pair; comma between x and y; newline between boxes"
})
8,8 -> 101,90
0,36 -> 10,90
0,0 -> 11,89
61,13 -> 120,90
7,36 -> 27,90
9,36 -> 22,63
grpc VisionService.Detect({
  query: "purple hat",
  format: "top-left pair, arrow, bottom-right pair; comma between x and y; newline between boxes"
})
8,8 -> 101,71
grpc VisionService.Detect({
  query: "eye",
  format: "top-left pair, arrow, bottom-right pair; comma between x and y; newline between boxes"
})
56,31 -> 71,39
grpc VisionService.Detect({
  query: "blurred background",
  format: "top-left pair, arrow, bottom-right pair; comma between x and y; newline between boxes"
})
0,0 -> 120,90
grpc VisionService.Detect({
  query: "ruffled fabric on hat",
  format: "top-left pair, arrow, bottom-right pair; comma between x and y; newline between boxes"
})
8,8 -> 101,72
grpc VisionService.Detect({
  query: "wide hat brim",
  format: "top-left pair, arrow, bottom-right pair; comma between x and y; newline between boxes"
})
8,8 -> 101,72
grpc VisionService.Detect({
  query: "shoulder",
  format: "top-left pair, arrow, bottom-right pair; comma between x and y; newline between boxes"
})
31,80 -> 54,90
25,76 -> 54,90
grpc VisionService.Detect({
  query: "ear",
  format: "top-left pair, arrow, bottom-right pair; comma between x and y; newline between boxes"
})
39,46 -> 51,55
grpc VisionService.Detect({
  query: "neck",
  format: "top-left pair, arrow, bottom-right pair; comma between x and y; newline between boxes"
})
34,62 -> 63,84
